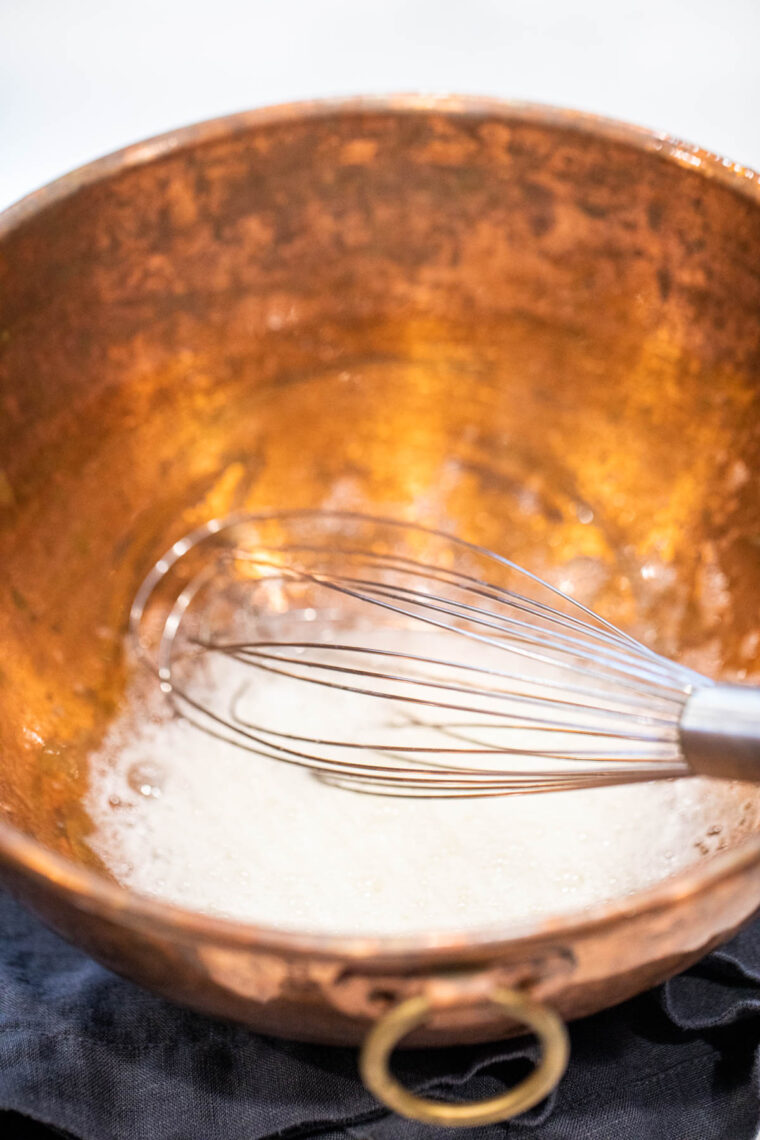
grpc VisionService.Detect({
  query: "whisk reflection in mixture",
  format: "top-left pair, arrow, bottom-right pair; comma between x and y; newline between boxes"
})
130,510 -> 760,798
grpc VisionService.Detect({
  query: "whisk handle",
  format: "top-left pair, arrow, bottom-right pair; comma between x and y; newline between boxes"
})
680,684 -> 760,782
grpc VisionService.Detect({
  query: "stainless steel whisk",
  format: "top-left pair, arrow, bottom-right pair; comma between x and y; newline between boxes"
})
131,510 -> 760,797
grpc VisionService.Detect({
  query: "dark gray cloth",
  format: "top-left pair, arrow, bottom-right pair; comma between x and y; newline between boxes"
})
1,889 -> 758,1140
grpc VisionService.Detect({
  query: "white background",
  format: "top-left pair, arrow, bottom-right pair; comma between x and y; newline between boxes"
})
1,0 -> 759,211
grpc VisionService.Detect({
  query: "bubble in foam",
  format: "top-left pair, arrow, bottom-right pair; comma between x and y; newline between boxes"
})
127,761 -> 166,800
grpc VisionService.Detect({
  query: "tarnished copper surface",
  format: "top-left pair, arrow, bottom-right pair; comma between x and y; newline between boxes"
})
0,96 -> 759,1047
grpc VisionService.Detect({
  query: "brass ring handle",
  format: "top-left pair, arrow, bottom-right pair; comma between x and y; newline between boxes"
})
359,987 -> 570,1128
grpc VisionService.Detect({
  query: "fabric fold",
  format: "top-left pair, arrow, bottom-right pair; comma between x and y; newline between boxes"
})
1,891 -> 758,1140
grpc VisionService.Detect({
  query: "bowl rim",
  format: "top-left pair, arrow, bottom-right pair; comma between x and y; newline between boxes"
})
1,93 -> 759,963
2,92 -> 758,240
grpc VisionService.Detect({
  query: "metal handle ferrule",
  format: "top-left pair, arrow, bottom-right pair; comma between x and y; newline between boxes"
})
679,683 -> 760,782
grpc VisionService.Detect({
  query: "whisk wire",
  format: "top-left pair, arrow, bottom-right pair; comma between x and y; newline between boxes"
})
203,641 -> 680,739
132,510 -> 701,798
296,570 -> 691,699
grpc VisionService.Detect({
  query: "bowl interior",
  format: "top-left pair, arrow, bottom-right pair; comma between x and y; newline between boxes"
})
0,103 -> 759,897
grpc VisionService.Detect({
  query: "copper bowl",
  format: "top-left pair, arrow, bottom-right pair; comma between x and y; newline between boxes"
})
1,96 -> 760,1126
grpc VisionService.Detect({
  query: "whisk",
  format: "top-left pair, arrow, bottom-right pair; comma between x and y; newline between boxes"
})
130,509 -> 760,798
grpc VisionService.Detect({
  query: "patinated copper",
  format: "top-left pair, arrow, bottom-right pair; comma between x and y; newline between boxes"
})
0,98 -> 759,1056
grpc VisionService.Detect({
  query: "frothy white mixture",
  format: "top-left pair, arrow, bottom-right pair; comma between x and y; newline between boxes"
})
85,651 -> 756,936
